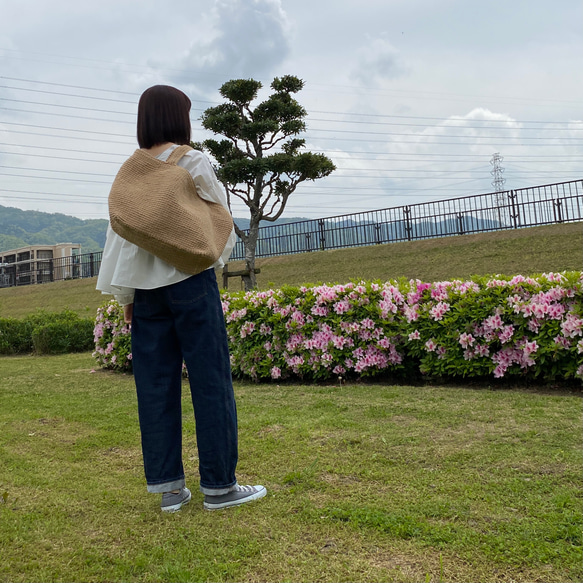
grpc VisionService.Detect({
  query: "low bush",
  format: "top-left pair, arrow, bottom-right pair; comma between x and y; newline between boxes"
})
0,318 -> 33,354
32,319 -> 95,355
93,272 -> 583,383
0,310 -> 94,355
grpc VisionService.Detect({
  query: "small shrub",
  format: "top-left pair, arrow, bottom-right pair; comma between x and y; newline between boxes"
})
32,319 -> 94,355
0,310 -> 94,355
0,318 -> 33,354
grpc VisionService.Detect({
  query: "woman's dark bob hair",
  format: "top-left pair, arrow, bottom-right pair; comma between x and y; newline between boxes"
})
137,85 -> 192,149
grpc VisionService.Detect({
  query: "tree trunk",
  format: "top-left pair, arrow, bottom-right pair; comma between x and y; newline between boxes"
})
241,222 -> 260,291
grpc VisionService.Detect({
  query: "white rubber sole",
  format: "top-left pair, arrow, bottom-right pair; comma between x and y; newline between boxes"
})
161,489 -> 192,513
203,485 -> 267,510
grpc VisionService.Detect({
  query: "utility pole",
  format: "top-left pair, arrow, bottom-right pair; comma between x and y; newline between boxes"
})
490,152 -> 507,225
490,152 -> 506,200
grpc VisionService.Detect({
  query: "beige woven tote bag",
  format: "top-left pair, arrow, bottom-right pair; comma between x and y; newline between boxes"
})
109,145 -> 233,275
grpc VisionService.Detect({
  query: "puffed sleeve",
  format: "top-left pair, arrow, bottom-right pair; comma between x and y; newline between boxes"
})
95,225 -> 136,305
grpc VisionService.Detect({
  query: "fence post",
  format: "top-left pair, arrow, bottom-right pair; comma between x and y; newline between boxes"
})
403,207 -> 412,241
318,219 -> 326,251
508,190 -> 520,229
457,213 -> 465,235
374,223 -> 382,244
553,198 -> 563,223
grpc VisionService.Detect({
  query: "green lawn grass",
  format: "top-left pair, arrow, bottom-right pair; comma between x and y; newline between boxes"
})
0,222 -> 581,318
1,353 -> 581,582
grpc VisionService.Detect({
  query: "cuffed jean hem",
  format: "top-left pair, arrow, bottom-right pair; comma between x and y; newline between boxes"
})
200,480 -> 237,496
147,477 -> 185,494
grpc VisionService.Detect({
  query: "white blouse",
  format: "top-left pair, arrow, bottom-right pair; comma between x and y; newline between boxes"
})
96,145 -> 237,305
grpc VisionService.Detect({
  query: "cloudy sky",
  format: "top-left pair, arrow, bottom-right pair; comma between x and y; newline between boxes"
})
0,0 -> 581,221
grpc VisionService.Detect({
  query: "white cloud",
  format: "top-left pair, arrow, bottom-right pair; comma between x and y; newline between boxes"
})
162,0 -> 292,93
350,36 -> 407,87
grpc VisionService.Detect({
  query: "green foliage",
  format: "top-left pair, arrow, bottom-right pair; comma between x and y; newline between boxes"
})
31,318 -> 94,355
218,78 -> 263,105
198,74 -> 336,288
0,204 -> 108,253
0,310 -> 93,355
0,318 -> 33,354
0,233 -> 27,251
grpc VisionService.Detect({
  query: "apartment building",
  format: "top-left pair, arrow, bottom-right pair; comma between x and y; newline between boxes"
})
0,243 -> 81,287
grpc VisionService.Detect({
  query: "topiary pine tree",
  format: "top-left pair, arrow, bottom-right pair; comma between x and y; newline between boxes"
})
194,75 -> 335,290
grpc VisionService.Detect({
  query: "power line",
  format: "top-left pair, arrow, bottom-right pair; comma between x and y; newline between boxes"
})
307,127 -> 583,140
0,172 -> 111,184
2,76 -> 582,125
2,96 -> 580,131
0,150 -> 122,164
0,142 -> 127,157
0,106 -> 136,125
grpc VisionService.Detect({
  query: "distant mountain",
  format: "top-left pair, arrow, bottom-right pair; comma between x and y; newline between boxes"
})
0,205 -> 109,253
0,205 -> 310,254
0,204 -> 503,259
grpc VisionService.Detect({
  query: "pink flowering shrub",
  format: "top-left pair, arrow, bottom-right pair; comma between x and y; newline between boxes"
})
223,281 -> 411,381
94,272 -> 583,383
223,272 -> 582,382
93,300 -> 132,372
405,272 -> 582,380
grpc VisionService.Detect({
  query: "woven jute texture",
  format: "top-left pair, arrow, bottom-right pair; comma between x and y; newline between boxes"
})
109,145 -> 233,275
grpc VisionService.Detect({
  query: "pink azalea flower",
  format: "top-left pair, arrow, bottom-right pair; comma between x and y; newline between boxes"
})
333,300 -> 351,315
404,305 -> 420,322
474,345 -> 490,357
425,339 -> 437,352
459,332 -> 476,348
430,301 -> 450,321
523,340 -> 538,356
498,325 -> 514,344
377,337 -> 392,349
483,314 -> 503,331
554,336 -> 571,349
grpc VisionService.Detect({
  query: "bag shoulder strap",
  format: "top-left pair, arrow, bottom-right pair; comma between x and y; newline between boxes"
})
165,144 -> 194,166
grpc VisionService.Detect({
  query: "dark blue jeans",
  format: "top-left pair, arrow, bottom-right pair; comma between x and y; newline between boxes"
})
131,269 -> 238,494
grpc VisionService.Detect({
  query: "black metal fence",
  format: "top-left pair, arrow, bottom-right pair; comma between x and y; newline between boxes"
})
0,252 -> 102,288
0,179 -> 581,288
230,179 -> 583,260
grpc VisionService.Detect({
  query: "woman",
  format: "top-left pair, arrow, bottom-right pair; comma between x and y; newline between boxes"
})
97,85 -> 266,512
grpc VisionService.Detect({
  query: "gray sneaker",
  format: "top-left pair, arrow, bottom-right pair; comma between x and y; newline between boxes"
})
203,484 -> 266,510
161,487 -> 191,513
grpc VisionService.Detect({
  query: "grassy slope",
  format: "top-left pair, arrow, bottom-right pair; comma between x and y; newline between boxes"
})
0,222 -> 581,318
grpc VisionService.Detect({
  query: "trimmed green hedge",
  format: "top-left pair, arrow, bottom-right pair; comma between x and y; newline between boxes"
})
0,310 -> 94,355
